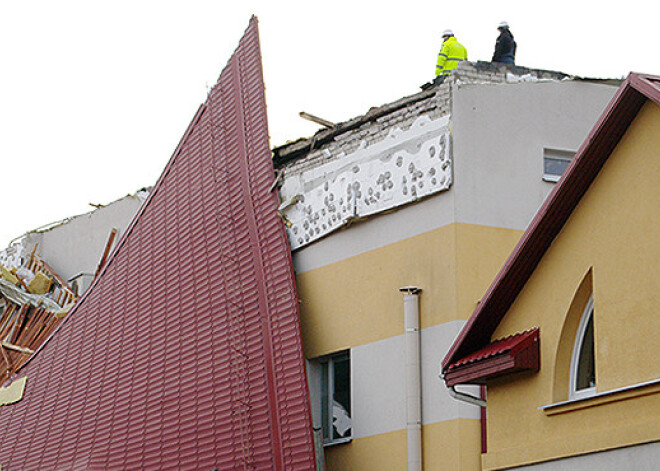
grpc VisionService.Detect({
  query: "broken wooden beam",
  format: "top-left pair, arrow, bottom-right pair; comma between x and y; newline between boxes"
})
1,342 -> 34,356
95,228 -> 118,277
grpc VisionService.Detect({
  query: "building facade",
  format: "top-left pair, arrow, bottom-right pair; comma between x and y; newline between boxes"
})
443,73 -> 660,470
274,61 -> 618,469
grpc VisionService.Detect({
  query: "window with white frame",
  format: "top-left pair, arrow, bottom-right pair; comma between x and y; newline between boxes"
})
319,351 -> 351,445
569,297 -> 596,399
543,148 -> 575,182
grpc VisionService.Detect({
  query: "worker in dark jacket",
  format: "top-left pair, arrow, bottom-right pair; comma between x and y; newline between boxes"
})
492,21 -> 516,64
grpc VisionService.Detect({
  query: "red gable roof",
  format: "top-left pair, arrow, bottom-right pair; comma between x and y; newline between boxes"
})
443,73 -> 660,373
0,17 -> 317,470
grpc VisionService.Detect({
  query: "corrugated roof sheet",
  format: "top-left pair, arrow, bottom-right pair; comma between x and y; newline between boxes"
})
0,17 -> 316,470
446,328 -> 539,371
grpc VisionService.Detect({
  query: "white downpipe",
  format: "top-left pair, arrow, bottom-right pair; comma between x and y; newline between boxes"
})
400,286 -> 422,471
447,385 -> 487,408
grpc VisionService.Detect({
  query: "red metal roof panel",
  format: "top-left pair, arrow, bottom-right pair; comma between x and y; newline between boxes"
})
0,17 -> 316,470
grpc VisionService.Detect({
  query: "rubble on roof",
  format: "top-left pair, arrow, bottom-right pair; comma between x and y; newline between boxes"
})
0,247 -> 77,381
0,187 -> 150,298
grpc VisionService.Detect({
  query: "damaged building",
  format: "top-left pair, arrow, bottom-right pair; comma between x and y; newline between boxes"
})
0,191 -> 149,396
0,250 -> 76,385
0,20 -> 630,471
0,18 -> 317,469
273,61 -> 619,469
1,188 -> 149,296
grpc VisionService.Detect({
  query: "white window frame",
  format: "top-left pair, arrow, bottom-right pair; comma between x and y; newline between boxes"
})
318,351 -> 352,446
569,296 -> 596,399
543,148 -> 575,182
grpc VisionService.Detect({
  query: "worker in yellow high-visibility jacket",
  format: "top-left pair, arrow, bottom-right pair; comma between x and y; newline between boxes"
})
436,29 -> 468,76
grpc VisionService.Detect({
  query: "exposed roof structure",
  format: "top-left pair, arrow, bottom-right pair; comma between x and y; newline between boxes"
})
0,17 -> 316,470
0,251 -> 77,381
272,61 -> 621,251
443,73 -> 660,376
272,61 -> 575,167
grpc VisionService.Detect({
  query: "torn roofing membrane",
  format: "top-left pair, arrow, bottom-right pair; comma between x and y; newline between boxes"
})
0,16 -> 316,470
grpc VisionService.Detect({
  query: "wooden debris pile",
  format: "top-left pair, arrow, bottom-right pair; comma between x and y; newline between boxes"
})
0,247 -> 77,380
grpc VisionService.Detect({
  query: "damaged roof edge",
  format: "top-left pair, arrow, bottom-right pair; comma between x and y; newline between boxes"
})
272,61 -> 621,167
272,87 -> 438,166
7,187 -> 152,246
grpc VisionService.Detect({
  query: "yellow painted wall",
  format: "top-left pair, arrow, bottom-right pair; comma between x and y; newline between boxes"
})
296,223 -> 522,358
324,419 -> 482,470
484,102 -> 660,469
295,221 -> 521,470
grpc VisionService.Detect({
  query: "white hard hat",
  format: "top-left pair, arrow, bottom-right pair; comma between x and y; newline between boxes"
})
442,29 -> 454,37
498,21 -> 509,29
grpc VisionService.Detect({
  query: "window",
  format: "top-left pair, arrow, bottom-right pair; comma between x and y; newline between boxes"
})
543,148 -> 575,182
569,297 -> 596,399
319,351 -> 351,445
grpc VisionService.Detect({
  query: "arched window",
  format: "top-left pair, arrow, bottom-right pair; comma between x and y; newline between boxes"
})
569,296 -> 596,399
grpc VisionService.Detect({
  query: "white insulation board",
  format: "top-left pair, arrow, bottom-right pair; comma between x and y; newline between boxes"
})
280,115 -> 452,250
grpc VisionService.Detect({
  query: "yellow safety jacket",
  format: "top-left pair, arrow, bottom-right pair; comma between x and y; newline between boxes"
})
436,37 -> 468,76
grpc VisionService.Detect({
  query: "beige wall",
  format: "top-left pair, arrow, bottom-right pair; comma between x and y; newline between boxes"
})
297,222 -> 522,469
484,102 -> 660,470
297,223 -> 521,358
323,419 -> 482,471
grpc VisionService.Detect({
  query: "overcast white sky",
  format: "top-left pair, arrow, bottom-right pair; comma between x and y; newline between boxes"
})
1,0 -> 658,247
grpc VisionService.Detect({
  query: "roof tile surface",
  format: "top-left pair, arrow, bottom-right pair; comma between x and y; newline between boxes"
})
0,17 -> 316,470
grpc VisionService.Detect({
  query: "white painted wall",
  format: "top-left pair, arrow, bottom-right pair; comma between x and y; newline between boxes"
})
452,80 -> 616,230
316,320 -> 480,440
23,193 -> 145,286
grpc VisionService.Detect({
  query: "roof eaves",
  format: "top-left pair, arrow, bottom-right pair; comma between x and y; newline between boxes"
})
630,73 -> 660,105
444,328 -> 540,386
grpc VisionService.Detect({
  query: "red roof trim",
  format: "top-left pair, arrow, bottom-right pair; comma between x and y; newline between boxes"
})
444,328 -> 539,386
446,328 -> 539,370
443,73 -> 660,372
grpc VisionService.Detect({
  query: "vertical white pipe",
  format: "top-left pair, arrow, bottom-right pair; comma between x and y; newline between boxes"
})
400,286 -> 422,471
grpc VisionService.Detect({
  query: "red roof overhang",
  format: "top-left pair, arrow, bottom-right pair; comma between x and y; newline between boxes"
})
442,73 -> 660,377
444,328 -> 540,387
